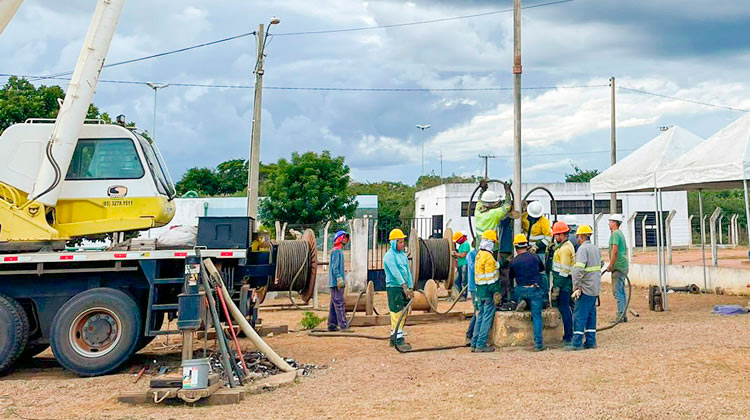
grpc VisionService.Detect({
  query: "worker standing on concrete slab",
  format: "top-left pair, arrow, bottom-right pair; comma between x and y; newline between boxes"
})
384,228 -> 414,351
567,225 -> 602,351
607,214 -> 629,322
509,233 -> 547,352
327,230 -> 350,332
464,246 -> 478,345
472,230 -> 501,353
452,231 -> 471,301
551,221 -> 575,345
474,181 -> 514,302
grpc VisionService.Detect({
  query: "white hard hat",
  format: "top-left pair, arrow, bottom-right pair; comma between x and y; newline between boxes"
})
480,190 -> 502,203
527,201 -> 544,218
609,214 -> 625,223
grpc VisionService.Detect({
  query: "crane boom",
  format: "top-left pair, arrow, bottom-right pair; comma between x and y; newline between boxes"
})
29,0 -> 125,206
0,0 -> 23,35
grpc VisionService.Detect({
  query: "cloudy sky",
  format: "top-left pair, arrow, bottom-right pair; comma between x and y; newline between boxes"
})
2,0 -> 749,185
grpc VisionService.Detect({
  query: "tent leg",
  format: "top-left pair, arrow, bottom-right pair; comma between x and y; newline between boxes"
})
659,189 -> 668,311
744,180 -> 750,251
591,193 -> 597,246
698,189 -> 707,291
654,188 -> 663,307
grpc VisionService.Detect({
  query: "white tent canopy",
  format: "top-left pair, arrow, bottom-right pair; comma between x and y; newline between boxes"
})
657,112 -> 750,191
590,125 -> 704,194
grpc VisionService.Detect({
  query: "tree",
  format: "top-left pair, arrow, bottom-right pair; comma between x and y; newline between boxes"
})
415,173 -> 477,191
175,167 -> 220,196
687,189 -> 747,241
0,76 -> 107,133
216,159 -> 247,195
565,165 -> 600,183
349,181 -> 415,230
259,151 -> 357,224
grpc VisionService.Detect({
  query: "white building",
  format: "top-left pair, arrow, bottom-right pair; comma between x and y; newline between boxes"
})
414,182 -> 690,248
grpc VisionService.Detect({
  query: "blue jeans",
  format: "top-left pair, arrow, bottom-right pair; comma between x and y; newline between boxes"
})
612,271 -> 627,317
513,286 -> 544,349
466,294 -> 478,339
572,294 -> 597,348
455,265 -> 468,298
556,290 -> 573,343
471,297 -> 496,348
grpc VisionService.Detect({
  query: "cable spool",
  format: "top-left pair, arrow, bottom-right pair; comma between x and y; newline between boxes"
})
256,229 -> 318,304
344,281 -> 376,315
408,228 -> 456,290
411,279 -> 438,312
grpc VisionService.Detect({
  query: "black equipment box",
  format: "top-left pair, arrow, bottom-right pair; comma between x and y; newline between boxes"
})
197,216 -> 254,249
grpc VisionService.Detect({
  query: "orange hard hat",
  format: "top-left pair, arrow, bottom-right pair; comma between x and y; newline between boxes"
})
551,221 -> 570,235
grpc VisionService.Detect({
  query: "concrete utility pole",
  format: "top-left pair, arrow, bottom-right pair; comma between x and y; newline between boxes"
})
610,77 -> 617,214
146,82 -> 168,140
247,18 -> 280,222
478,154 -> 497,179
512,0 -> 523,235
416,124 -> 431,176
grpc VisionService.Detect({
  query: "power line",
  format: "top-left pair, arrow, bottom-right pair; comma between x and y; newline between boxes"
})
273,0 -> 574,36
618,86 -> 749,113
28,31 -> 256,82
0,74 -> 606,92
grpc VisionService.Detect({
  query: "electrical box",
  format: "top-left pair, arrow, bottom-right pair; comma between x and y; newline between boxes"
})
197,217 -> 254,249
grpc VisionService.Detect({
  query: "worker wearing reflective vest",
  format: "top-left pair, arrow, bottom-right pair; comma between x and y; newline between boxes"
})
384,228 -> 414,350
551,221 -> 575,344
566,224 -> 602,351
471,230 -> 501,353
523,200 -> 553,303
473,181 -> 513,303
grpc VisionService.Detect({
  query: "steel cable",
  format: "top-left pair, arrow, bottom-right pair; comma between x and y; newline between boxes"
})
417,238 -> 452,282
271,241 -> 310,293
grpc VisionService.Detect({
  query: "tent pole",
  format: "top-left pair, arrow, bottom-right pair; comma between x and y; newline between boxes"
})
698,189 -> 707,291
743,180 -> 750,250
659,189 -> 668,311
592,193 -> 596,246
654,188 -> 663,304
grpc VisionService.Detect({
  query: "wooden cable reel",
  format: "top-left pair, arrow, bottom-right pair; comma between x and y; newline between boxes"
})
408,227 -> 456,293
255,229 -> 318,305
344,280 -> 376,315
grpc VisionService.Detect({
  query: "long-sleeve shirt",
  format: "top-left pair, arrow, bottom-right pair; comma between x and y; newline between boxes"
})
509,252 -> 544,287
572,240 -> 602,296
384,240 -> 413,288
528,216 -> 553,248
475,247 -> 500,299
474,195 -> 511,239
327,247 -> 345,288
552,240 -> 575,292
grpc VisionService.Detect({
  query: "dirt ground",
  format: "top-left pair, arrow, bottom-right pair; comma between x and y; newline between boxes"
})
629,246 -> 750,270
1,285 -> 749,420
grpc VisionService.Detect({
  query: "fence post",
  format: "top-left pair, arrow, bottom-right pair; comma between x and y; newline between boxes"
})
709,207 -> 722,267
688,215 -> 694,248
348,218 -> 369,292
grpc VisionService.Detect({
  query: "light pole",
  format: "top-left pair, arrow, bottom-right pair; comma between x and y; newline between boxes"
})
416,124 -> 431,176
247,17 -> 280,223
146,82 -> 169,140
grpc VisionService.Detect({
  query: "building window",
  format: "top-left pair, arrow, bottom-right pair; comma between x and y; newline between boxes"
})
461,201 -> 478,217
556,199 -> 622,215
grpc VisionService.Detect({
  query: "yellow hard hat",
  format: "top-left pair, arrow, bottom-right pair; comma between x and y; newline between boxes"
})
481,230 -> 498,241
576,224 -> 593,235
513,233 -> 528,246
389,228 -> 407,241
452,231 -> 464,242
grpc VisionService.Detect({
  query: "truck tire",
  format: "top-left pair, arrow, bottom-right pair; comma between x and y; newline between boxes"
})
50,288 -> 141,377
0,294 -> 30,374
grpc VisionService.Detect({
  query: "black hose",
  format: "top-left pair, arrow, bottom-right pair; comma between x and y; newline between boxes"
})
522,186 -> 558,223
596,273 -> 632,332
393,296 -> 468,353
417,238 -> 452,282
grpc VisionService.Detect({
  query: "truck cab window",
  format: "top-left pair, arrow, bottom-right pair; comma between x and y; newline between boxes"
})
66,138 -> 144,180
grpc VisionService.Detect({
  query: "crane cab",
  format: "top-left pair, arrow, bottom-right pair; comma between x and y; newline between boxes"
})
0,120 -> 176,242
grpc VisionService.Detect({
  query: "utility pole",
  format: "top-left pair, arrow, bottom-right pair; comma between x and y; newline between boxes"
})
146,82 -> 168,140
478,154 -> 497,179
610,76 -> 617,214
512,0 -> 523,235
247,18 -> 280,223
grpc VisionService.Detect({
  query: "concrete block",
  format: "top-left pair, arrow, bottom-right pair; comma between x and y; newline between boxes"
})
489,309 -> 563,348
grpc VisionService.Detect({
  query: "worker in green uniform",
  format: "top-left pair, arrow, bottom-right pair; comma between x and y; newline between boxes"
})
607,214 -> 629,322
473,181 -> 513,303
383,228 -> 414,350
451,231 -> 471,301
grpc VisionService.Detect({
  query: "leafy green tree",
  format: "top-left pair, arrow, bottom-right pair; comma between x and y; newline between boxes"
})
216,159 -> 247,195
175,167 -> 220,196
259,151 -> 357,224
0,76 -> 107,133
565,165 -> 600,182
687,189 -> 747,242
415,173 -> 478,191
349,181 -> 415,230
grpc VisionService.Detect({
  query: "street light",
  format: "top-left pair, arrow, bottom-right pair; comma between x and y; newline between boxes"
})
247,17 -> 280,222
146,82 -> 169,140
416,124 -> 431,176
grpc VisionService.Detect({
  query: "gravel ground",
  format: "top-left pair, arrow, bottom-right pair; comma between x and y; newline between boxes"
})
1,285 -> 748,419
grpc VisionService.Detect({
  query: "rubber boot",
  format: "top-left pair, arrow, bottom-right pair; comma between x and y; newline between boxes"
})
396,338 -> 412,351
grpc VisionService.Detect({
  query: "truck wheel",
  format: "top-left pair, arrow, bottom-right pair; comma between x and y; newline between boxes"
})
0,294 -> 30,374
50,288 -> 141,377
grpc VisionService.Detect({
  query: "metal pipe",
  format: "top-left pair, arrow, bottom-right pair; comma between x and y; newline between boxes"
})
512,0 -> 523,237
654,189 -> 663,307
659,189 -> 668,310
698,189 -> 707,290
